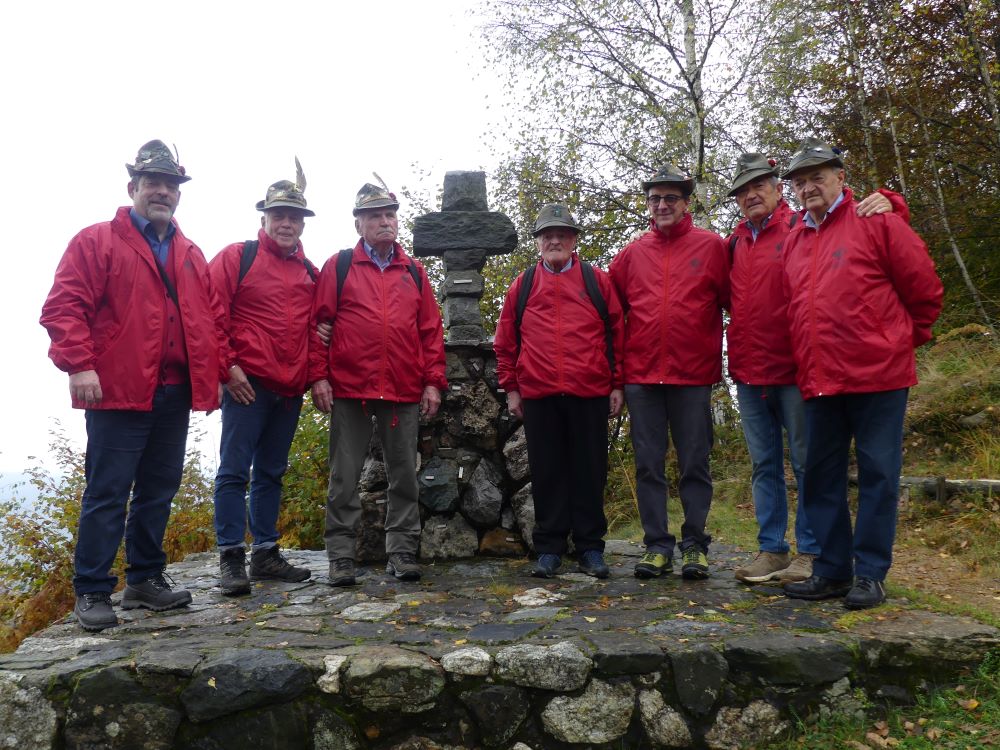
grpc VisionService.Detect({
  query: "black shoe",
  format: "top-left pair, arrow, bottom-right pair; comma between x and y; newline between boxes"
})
74,592 -> 118,631
532,553 -> 561,578
219,547 -> 251,596
784,574 -> 852,601
250,546 -> 311,583
329,557 -> 356,587
121,572 -> 193,611
386,552 -> 421,581
844,577 -> 886,610
578,550 -> 610,579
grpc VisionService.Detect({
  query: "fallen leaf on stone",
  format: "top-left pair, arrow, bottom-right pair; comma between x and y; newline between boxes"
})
677,638 -> 689,643
688,600 -> 697,606
408,601 -> 421,606
256,621 -> 268,626
957,698 -> 979,711
675,613 -> 695,620
583,616 -> 597,623
454,639 -> 467,645
207,677 -> 216,689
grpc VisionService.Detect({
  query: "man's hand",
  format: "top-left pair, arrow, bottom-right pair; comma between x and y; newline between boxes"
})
226,364 -> 255,405
506,390 -> 523,420
420,385 -> 441,418
856,192 -> 892,217
69,370 -> 102,405
311,379 -> 333,413
316,321 -> 332,346
609,388 -> 624,417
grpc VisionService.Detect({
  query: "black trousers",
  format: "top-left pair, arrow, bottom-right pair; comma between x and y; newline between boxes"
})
522,395 -> 610,555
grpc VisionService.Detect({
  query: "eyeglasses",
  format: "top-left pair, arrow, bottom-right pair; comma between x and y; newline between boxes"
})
646,194 -> 685,206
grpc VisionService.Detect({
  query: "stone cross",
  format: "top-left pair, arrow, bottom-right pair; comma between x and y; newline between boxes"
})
412,171 -> 517,344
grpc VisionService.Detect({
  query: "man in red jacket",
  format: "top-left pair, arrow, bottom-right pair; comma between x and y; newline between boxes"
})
609,165 -> 730,581
40,140 -> 226,631
208,167 -> 318,596
726,153 -> 901,586
310,182 -> 446,586
780,138 -> 943,609
494,204 -> 625,578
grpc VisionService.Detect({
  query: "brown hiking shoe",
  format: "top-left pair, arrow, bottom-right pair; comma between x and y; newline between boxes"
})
386,552 -> 421,582
250,546 -> 311,583
734,551 -> 790,583
774,553 -> 815,584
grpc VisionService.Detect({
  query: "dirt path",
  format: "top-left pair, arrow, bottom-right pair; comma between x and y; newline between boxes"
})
890,539 -> 1000,620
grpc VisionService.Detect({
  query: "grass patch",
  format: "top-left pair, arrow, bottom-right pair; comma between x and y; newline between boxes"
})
770,648 -> 1000,749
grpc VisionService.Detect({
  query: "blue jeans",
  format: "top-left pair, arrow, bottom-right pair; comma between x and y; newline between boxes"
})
74,384 -> 191,595
803,389 -> 908,582
736,383 -> 818,555
213,381 -> 303,549
625,384 -> 713,556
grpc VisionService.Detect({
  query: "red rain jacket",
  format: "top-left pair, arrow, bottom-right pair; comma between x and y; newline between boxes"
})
209,229 -> 316,398
40,206 -> 226,411
609,213 -> 730,386
727,191 -> 910,385
782,188 -> 942,399
494,254 -> 625,399
308,241 -> 446,403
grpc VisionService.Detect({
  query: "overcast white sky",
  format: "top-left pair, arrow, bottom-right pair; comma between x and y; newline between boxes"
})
0,0 -> 505,479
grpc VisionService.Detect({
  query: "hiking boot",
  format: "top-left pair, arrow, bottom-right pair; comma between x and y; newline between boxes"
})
734,551 -> 790,584
328,558 -> 356,587
532,553 -> 562,578
74,592 -> 118,631
219,547 -> 251,596
774,553 -> 815,584
844,577 -> 886,610
386,552 -> 421,581
578,549 -> 610,579
121,572 -> 193,611
784,574 -> 852,601
634,551 -> 671,579
681,547 -> 710,580
250,546 -> 311,583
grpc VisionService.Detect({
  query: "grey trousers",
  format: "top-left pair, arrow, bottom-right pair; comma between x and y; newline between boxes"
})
625,384 -> 714,556
324,398 -> 421,560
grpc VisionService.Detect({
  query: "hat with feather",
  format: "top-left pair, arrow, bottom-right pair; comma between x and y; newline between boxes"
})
256,157 -> 315,216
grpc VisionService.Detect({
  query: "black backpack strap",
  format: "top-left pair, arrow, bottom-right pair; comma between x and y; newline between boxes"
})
513,264 -> 538,356
728,234 -> 738,265
335,248 -> 354,301
406,261 -> 423,292
579,261 -> 615,377
237,240 -> 259,286
301,257 -> 317,282
152,254 -> 179,307
789,214 -> 799,229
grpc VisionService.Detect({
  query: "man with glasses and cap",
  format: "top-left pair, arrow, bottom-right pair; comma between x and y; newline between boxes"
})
208,160 -> 318,596
778,138 -> 942,609
726,153 -> 905,586
40,140 -> 226,631
608,165 -> 730,581
494,203 -> 625,579
309,181 -> 446,586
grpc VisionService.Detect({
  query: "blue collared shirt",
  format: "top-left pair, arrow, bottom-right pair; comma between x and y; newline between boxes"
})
748,214 -> 772,241
541,257 -> 573,274
129,208 -> 175,265
363,240 -> 395,271
804,191 -> 845,229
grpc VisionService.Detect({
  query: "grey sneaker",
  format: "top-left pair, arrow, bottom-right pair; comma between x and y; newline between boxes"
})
219,547 -> 251,596
386,552 -> 421,581
774,553 -> 815,584
121,572 -> 193,611
250,546 -> 311,583
74,592 -> 118,631
734,551 -> 790,584
329,558 -> 356,587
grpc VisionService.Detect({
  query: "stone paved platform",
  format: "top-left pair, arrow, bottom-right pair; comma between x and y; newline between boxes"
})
2,542 -> 997,749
